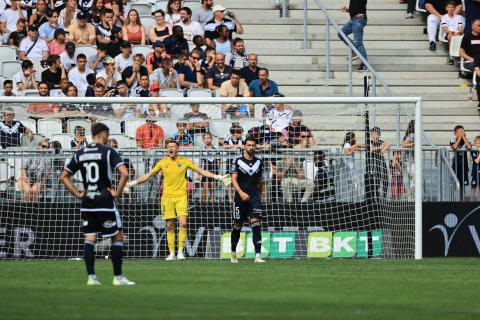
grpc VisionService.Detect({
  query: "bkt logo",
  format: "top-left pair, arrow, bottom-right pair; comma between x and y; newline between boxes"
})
429,206 -> 480,256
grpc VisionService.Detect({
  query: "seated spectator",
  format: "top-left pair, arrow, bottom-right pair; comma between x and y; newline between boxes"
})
183,103 -> 209,135
50,78 -> 69,97
441,1 -> 464,45
174,52 -> 189,71
178,50 -> 204,89
17,140 -> 53,202
146,41 -> 170,74
150,57 -> 178,89
229,38 -> 248,70
266,101 -> 292,133
60,41 -> 77,71
277,154 -> 314,203
97,56 -> 122,89
149,9 -> 172,43
39,10 -> 64,43
311,151 -> 334,201
29,0 -> 48,26
390,151 -> 405,200
177,7 -> 204,51
148,83 -> 170,117
163,25 -> 189,59
48,29 -> 67,56
71,125 -> 88,149
0,0 -> 27,33
122,9 -> 146,45
1,80 -> 16,96
68,54 -> 95,90
95,8 -> 115,47
22,130 -> 45,148
90,0 -> 105,24
212,25 -> 232,59
27,82 -> 60,114
19,25 -> 49,62
461,19 -> 480,73
42,55 -> 66,89
201,47 -> 216,73
172,121 -> 194,147
15,60 -> 41,92
165,0 -> 181,25
284,111 -> 315,145
108,27 -> 123,59
249,68 -> 279,97
425,0 -> 461,51
219,69 -> 250,118
67,12 -> 96,45
8,18 -> 27,49
240,53 -> 259,85
0,107 -> 32,149
204,5 -> 244,46
199,132 -> 220,203
206,53 -> 233,90
88,44 -> 108,72
122,53 -> 149,88
193,0 -> 214,28
131,75 -> 151,97
82,83 -> 115,115
112,80 -> 147,118
247,124 -> 278,149
193,35 -> 207,60
136,117 -> 165,149
61,84 -> 82,111
59,0 -> 80,28
114,40 -> 134,72
85,73 -> 97,97
450,125 -> 472,200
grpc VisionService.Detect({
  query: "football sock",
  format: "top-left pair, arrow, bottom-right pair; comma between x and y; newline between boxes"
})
178,227 -> 187,252
111,241 -> 123,276
84,240 -> 95,276
251,222 -> 262,255
231,224 -> 242,252
167,230 -> 175,254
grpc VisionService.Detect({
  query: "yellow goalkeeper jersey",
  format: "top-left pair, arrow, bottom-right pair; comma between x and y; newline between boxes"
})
152,157 -> 198,198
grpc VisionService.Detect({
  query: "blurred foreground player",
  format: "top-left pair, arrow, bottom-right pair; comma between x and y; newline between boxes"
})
60,123 -> 134,286
230,136 -> 265,263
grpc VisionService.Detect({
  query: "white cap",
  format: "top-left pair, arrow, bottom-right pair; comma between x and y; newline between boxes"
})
212,5 -> 226,13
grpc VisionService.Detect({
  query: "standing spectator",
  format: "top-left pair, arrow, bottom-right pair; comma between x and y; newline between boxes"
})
122,53 -> 148,88
67,12 -> 96,45
212,25 -> 232,59
136,117 -> 165,149
440,1 -> 464,45
240,54 -> 259,85
199,132 -> 220,203
59,0 -> 79,28
29,0 -> 48,27
19,25 -> 49,62
311,150 -> 334,201
265,102 -> 292,133
60,41 -> 77,71
150,57 -> 178,89
450,125 -> 472,200
165,0 -> 181,25
39,10 -> 64,44
42,55 -> 66,89
163,25 -> 189,59
249,68 -> 279,97
343,131 -> 363,172
68,54 -> 95,90
70,125 -> 88,149
88,44 -> 108,72
425,0 -> 462,51
193,0 -> 214,28
229,38 -> 248,70
148,83 -> 171,117
96,8 -> 114,46
0,0 -> 27,33
401,120 -> 415,198
178,50 -> 204,89
15,60 -> 41,91
177,7 -> 204,51
1,80 -> 16,96
277,154 -> 314,203
172,121 -> 194,147
146,41 -> 170,74
8,18 -> 27,49
183,103 -> 209,135
390,151 -> 405,200
48,29 -> 67,56
96,56 -> 122,88
339,0 -> 368,71
122,9 -> 146,45
470,135 -> 480,200
204,5 -> 244,46
464,19 -> 480,74
112,80 -> 147,118
148,9 -> 172,43
206,53 -> 233,90
284,111 -> 315,145
131,74 -> 151,97
219,69 -> 250,118
366,127 -> 390,200
27,82 -> 61,114
114,40 -> 134,72
0,107 -> 31,149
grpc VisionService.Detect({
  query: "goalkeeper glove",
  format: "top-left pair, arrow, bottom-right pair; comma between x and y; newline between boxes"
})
214,174 -> 232,186
123,180 -> 138,194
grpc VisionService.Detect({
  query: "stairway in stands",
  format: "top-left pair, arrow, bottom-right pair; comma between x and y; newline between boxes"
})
219,0 -> 477,146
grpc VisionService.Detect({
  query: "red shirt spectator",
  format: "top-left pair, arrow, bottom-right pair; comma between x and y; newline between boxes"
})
135,118 -> 165,148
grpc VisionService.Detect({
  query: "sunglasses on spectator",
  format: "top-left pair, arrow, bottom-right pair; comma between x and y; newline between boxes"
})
300,135 -> 310,138
191,56 -> 200,60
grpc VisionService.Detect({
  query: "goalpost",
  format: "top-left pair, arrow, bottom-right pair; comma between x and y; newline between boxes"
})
0,96 -> 422,260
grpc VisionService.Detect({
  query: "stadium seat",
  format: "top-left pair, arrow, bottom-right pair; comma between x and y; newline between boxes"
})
0,45 -> 17,61
170,104 -> 193,119
99,119 -> 122,134
209,120 -> 232,138
187,88 -> 212,97
110,134 -> 136,148
37,119 -> 63,138
18,118 -> 37,133
50,133 -> 74,150
130,1 -> 153,16
254,104 -> 267,120
124,119 -> 146,138
75,45 -> 97,59
22,89 -> 39,97
0,162 -> 9,192
239,119 -> 262,132
200,104 -> 221,119
0,75 -> 6,89
449,35 -> 463,60
1,60 -> 21,79
460,57 -> 471,76
66,119 -> 92,135
132,44 -> 153,57
438,25 -> 448,43
77,87 -> 87,97
160,88 -> 183,97
154,0 -> 167,11
184,0 -> 201,13
156,119 -> 178,137
415,0 -> 426,12
139,16 -> 155,36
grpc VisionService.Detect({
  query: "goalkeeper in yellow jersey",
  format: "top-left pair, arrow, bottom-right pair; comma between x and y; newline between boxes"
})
125,139 -> 231,260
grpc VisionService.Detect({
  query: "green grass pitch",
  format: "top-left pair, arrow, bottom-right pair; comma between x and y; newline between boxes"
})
1,258 -> 479,320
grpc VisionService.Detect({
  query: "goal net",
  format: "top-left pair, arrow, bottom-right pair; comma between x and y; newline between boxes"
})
0,96 -> 422,260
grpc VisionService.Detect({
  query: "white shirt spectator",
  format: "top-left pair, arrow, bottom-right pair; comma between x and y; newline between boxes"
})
176,20 -> 204,51
14,70 -> 41,91
441,13 -> 464,33
19,36 -> 49,61
114,53 -> 133,72
150,68 -> 179,88
342,143 -> 355,170
192,7 -> 213,28
266,107 -> 292,133
165,13 -> 181,25
60,51 -> 77,69
96,69 -> 122,88
112,103 -> 147,119
0,8 -> 27,32
68,66 -> 94,90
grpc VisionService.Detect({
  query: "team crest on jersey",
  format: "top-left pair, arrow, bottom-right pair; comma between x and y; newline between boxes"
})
177,163 -> 182,168
103,220 -> 116,228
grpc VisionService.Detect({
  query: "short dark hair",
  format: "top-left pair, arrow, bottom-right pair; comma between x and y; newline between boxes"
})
370,127 -> 381,135
233,37 -> 244,46
153,9 -> 165,16
86,73 -> 96,85
116,80 -> 127,88
172,25 -> 183,33
76,53 -> 87,61
454,125 -> 464,132
258,67 -> 269,75
74,126 -> 85,134
165,139 -> 179,146
47,10 -> 58,18
180,7 -> 192,16
231,69 -> 241,77
21,60 -> 33,70
53,28 -> 65,39
446,1 -> 457,6
92,122 -> 110,137
47,54 -> 60,66
102,8 -> 114,16
245,136 -> 257,144
3,79 -> 12,87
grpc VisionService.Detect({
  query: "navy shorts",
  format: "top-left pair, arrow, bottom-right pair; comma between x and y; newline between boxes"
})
81,208 -> 122,238
233,196 -> 263,222
472,171 -> 480,187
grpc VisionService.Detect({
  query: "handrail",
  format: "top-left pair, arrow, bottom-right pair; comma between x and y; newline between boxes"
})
441,149 -> 461,201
